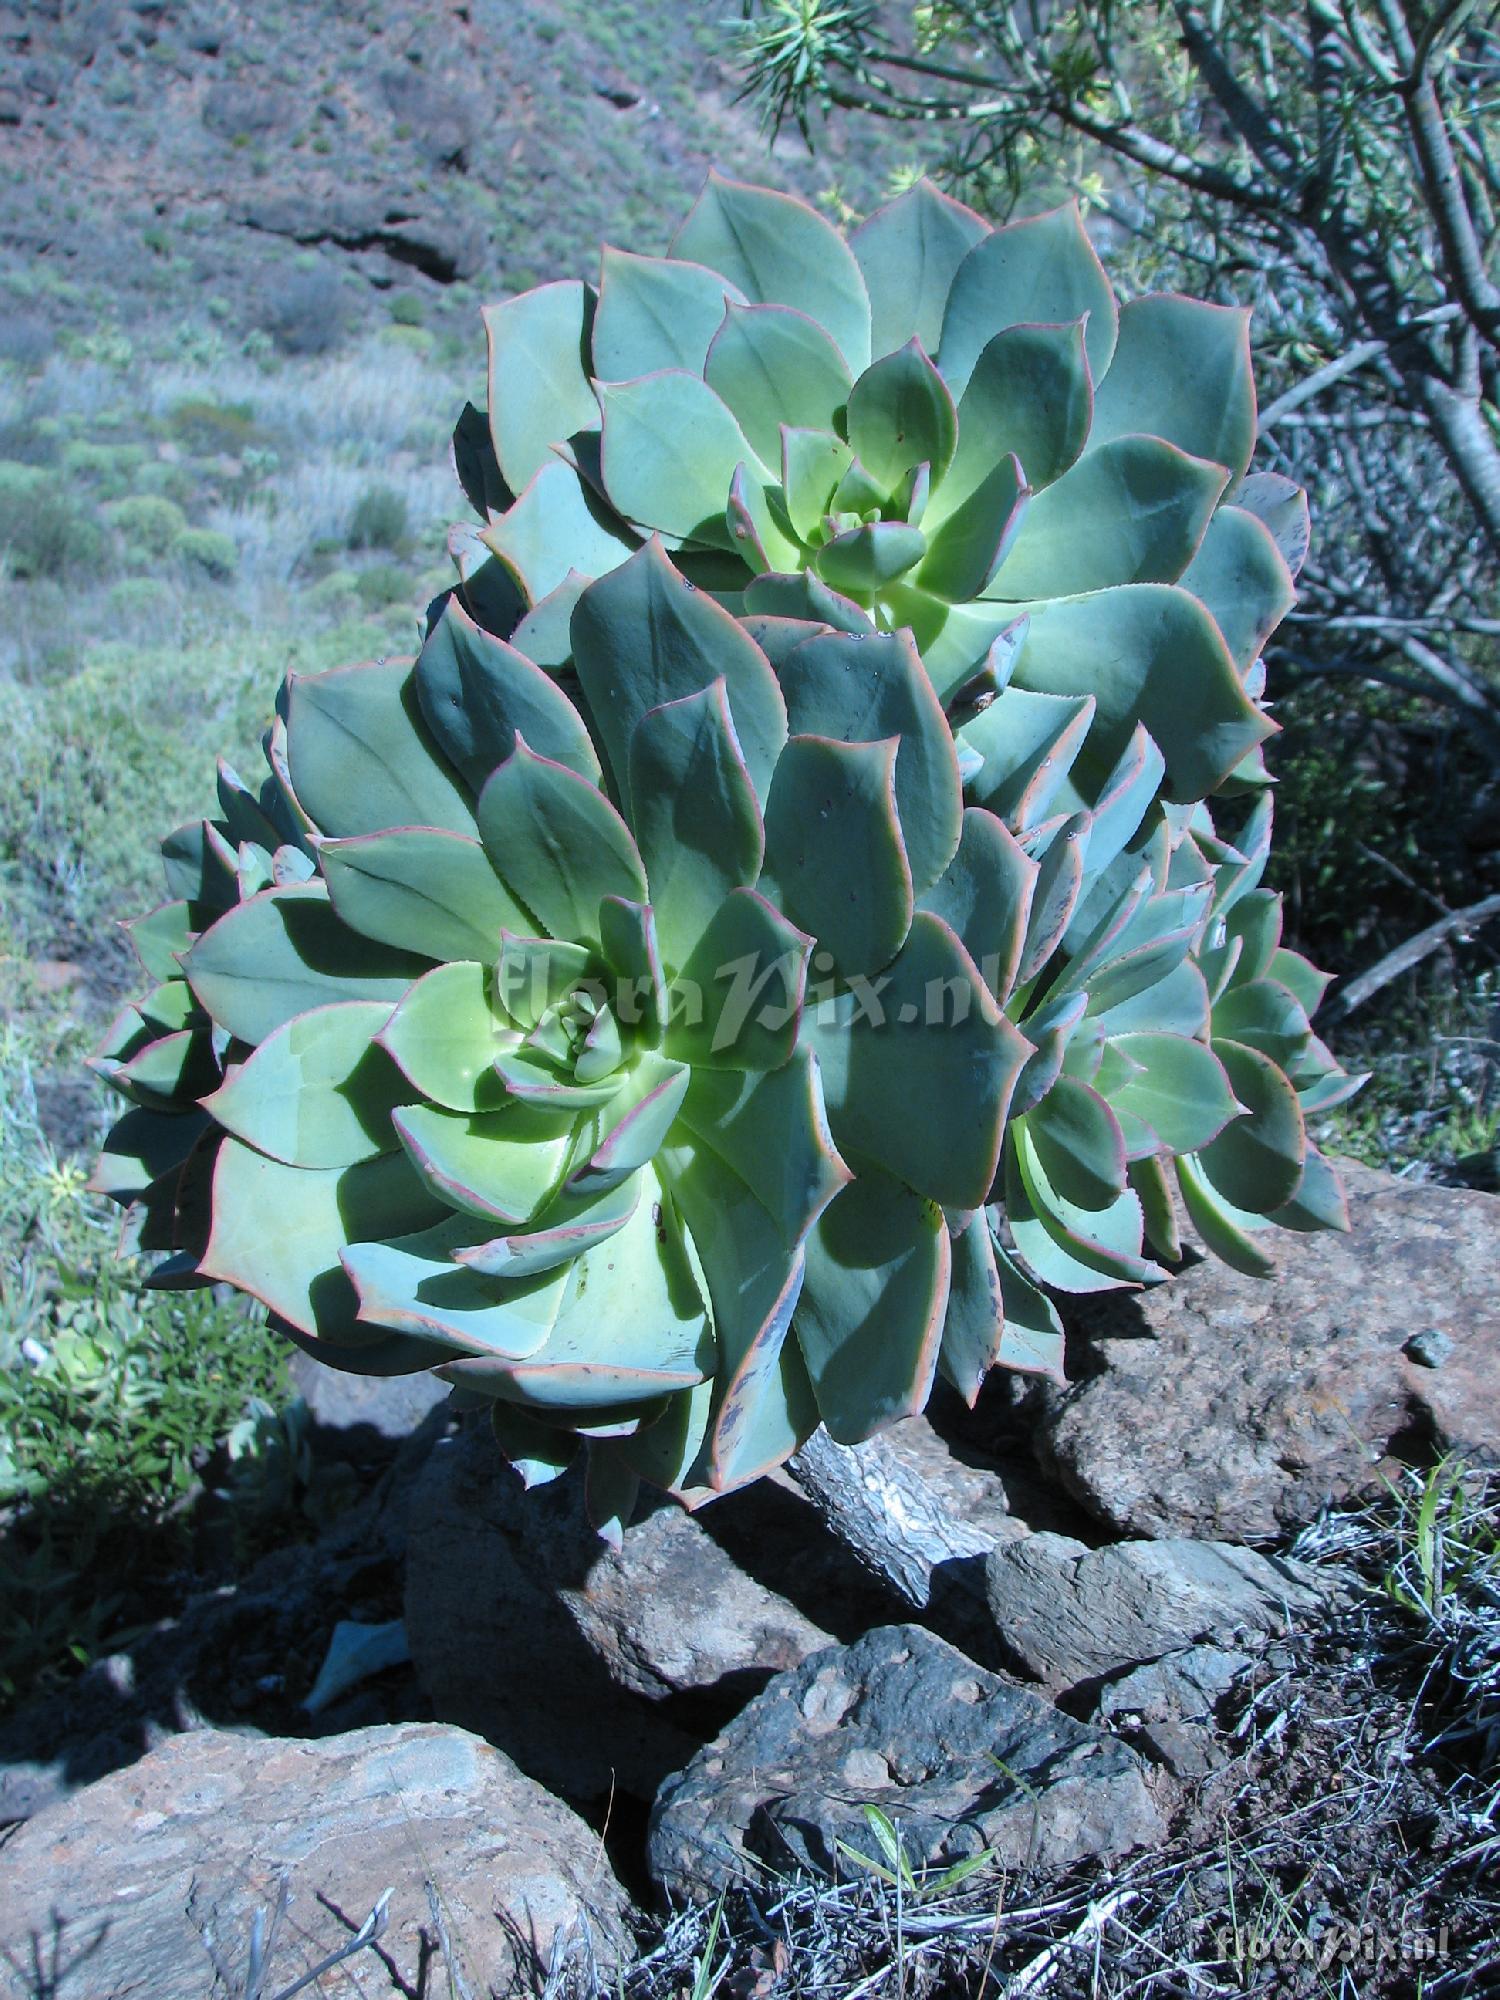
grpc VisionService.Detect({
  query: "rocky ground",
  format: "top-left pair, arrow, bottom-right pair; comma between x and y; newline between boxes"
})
1,1163 -> 1496,1998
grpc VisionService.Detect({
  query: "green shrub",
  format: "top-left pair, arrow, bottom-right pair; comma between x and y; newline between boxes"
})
167,398 -> 258,456
107,577 -> 174,622
62,439 -> 149,499
347,484 -> 409,552
390,291 -> 424,327
353,560 -> 409,608
0,469 -> 104,581
105,494 -> 190,562
177,527 -> 238,579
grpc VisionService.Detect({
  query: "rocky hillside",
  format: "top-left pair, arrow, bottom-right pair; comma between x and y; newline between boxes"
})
0,0 -> 890,347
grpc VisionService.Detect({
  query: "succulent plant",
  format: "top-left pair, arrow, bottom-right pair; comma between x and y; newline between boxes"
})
91,179 -> 1361,1534
460,172 -> 1293,814
94,545 -> 1076,1532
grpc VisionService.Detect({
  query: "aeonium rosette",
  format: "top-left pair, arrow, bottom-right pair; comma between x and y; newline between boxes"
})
90,542 -> 1076,1536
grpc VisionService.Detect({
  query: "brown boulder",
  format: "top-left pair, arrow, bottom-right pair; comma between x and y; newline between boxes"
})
0,1723 -> 633,1999
1036,1162 -> 1498,1539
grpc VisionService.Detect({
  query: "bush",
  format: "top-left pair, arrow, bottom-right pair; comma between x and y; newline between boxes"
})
347,483 -> 409,552
177,527 -> 238,579
62,439 -> 148,498
0,468 -> 104,581
354,561 -> 409,608
0,417 -> 59,467
167,398 -> 258,456
258,266 -> 345,357
389,291 -> 424,327
105,494 -> 189,562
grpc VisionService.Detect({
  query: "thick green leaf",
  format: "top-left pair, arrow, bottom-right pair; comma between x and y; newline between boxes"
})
599,896 -> 667,1040
705,302 -> 853,464
992,1239 -> 1068,1381
813,521 -> 927,596
161,821 -> 238,909
917,807 -> 1036,1004
1270,1145 -> 1350,1234
1129,1153 -> 1181,1262
1197,1037 -> 1306,1212
593,245 -> 744,379
763,733 -> 913,977
1180,506 -> 1295,672
202,1141 -> 448,1341
1089,955 -> 1211,1041
937,1210 -> 1005,1404
344,1216 -> 569,1358
457,1176 -> 640,1278
125,900 -> 208,984
571,539 -> 788,814
797,1169 -> 949,1443
961,688 -> 1094,833
320,828 -> 527,965
596,370 -> 764,549
494,932 -> 594,1031
1016,815 -> 1087,989
656,1135 -> 816,1490
1176,1152 -> 1275,1277
778,627 -> 962,896
482,459 -> 638,604
918,453 -> 1026,603
90,1105 -> 209,1204
202,1000 -> 407,1168
393,1099 -> 574,1224
938,203 -> 1118,398
1212,977 -> 1311,1069
1267,946 -> 1332,1019
566,1052 -> 690,1197
476,740 -> 647,947
510,572 -> 589,673
667,887 -> 811,1071
781,426 -> 856,543
489,1400 -> 577,1487
850,178 -> 989,361
1103,1031 -> 1241,1156
1007,1127 -> 1162,1292
809,911 -> 1030,1209
628,678 -> 765,972
939,322 -> 1093,515
183,884 -> 428,1046
991,437 -> 1227,598
286,657 -> 476,841
677,1046 -> 850,1249
846,339 -> 957,489
468,1165 -> 710,1408
106,1028 -> 216,1112
1010,585 -> 1273,803
1091,295 -> 1255,481
671,170 -> 872,374
415,597 -> 600,791
1235,471 -> 1310,578
483,280 -> 598,491
378,960 -> 511,1113
1027,1075 -> 1128,1210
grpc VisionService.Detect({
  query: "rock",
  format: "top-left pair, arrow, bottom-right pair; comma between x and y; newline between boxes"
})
290,1349 -> 451,1449
242,190 -> 484,283
0,1723 -> 633,1999
202,80 -> 291,141
378,64 -> 475,167
405,1419 -> 833,1804
1095,1645 -> 1254,1779
648,1624 -> 1164,1902
1037,1163 -> 1500,1538
984,1533 -> 1327,1690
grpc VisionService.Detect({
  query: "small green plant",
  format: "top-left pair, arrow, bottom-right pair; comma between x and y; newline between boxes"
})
167,397 -> 259,456
390,292 -> 425,328
837,1804 -> 995,1901
354,560 -> 409,609
106,493 -> 190,563
347,483 -> 410,552
178,527 -> 238,579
